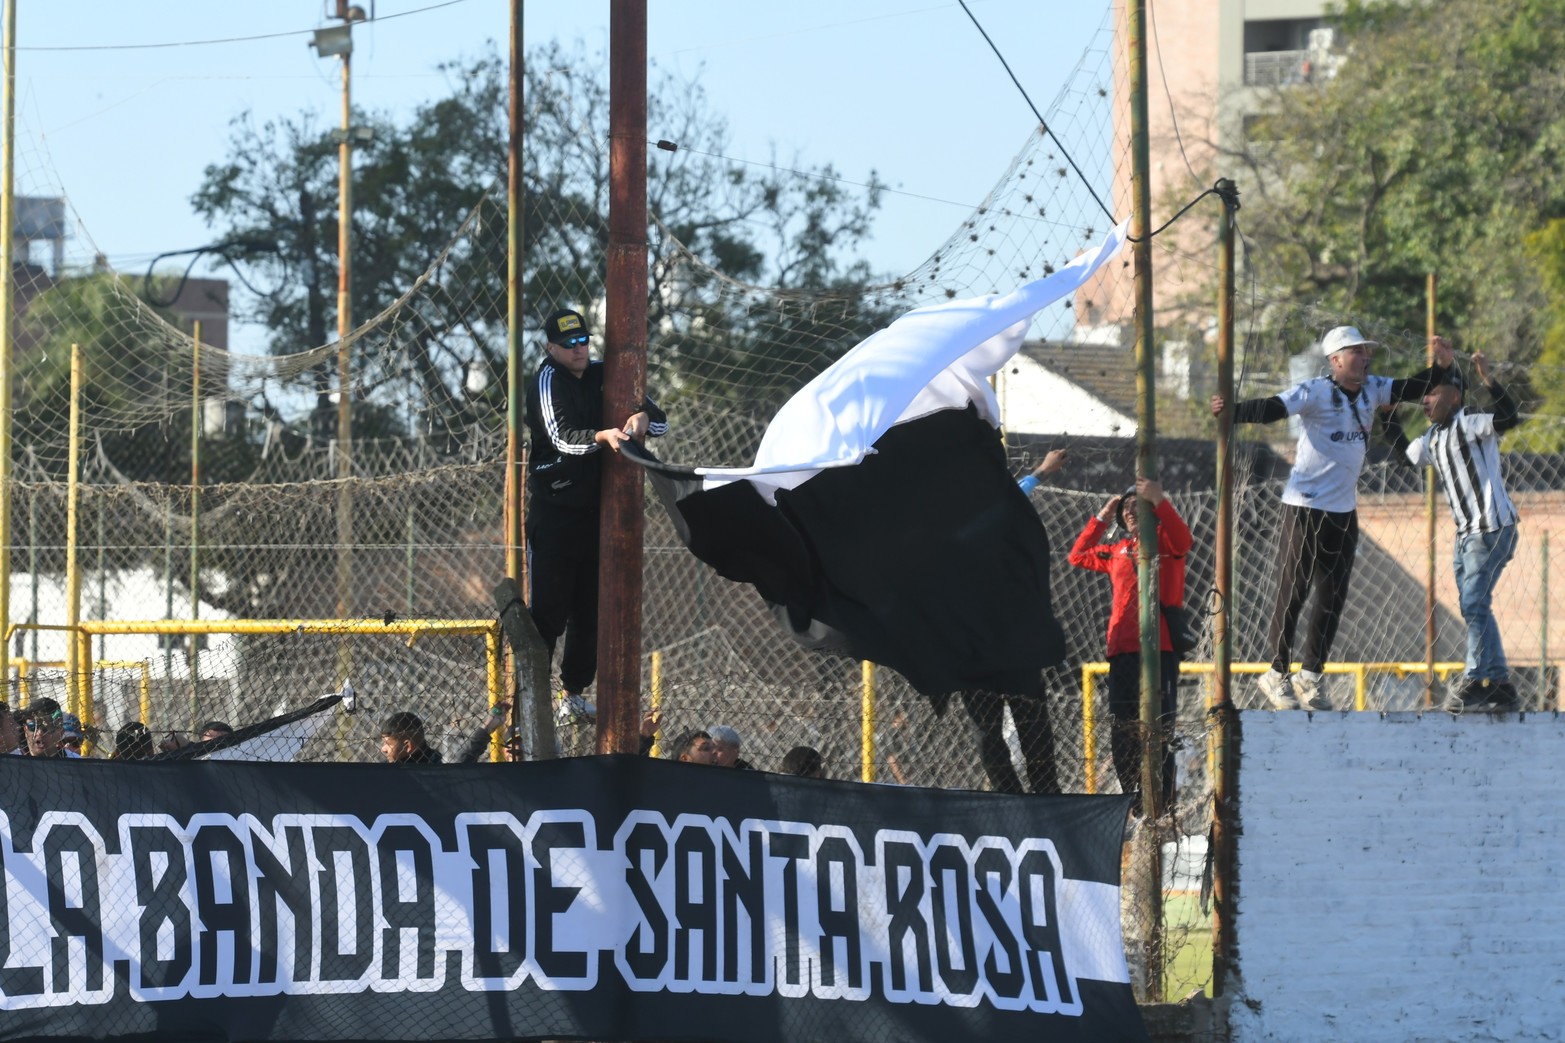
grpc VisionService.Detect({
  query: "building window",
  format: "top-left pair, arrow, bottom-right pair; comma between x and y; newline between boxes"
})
1243,18 -> 1335,87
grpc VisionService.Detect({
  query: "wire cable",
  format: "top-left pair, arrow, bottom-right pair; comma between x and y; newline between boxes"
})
16,0 -> 470,52
957,0 -> 1227,243
955,0 -> 1118,228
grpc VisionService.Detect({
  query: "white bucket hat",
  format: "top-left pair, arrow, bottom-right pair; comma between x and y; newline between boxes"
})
1320,325 -> 1377,355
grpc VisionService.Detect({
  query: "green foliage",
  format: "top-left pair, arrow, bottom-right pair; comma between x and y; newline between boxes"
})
13,273 -> 261,483
1519,219 -> 1565,450
1236,0 -> 1565,378
190,41 -> 889,449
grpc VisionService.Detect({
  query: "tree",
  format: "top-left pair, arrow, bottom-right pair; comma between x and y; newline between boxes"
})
191,41 -> 890,455
1228,0 -> 1565,382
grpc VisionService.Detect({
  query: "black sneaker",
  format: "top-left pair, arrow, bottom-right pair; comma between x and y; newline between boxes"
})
1453,678 -> 1518,713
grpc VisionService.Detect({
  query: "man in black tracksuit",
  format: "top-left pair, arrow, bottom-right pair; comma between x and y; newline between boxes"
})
524,308 -> 668,710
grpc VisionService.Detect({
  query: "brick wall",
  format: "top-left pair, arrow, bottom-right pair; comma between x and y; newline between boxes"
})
1229,711 -> 1565,1042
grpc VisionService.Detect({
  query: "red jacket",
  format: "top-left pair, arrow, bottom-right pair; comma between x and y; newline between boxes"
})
1067,499 -> 1192,657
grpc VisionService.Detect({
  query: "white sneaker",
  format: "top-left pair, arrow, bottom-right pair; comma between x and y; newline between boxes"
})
1297,670 -> 1332,711
1258,669 -> 1299,710
555,690 -> 597,722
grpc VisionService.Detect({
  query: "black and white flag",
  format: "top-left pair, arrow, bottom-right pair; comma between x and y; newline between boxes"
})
628,223 -> 1128,699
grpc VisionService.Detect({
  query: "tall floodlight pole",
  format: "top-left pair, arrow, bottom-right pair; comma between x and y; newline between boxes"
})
1127,0 -> 1164,1003
598,0 -> 648,755
0,0 -> 17,691
311,5 -> 364,679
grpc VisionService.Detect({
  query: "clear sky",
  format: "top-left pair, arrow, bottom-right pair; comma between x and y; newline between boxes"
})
8,0 -> 1109,348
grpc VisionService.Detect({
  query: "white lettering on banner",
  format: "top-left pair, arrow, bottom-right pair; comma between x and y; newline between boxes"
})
0,809 -> 1122,1013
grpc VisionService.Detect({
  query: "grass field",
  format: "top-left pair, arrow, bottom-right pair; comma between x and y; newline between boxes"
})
1162,890 -> 1214,998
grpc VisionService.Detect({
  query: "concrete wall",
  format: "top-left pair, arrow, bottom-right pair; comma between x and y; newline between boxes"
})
1228,712 -> 1565,1042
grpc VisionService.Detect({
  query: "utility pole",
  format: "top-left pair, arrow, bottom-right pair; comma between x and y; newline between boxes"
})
311,4 -> 367,643
598,0 -> 649,755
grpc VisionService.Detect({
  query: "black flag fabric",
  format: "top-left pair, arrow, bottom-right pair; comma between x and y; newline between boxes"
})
626,222 -> 1128,700
0,755 -> 1146,1043
635,405 -> 1066,701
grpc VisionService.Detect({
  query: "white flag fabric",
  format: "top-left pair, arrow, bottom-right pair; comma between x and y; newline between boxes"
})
697,220 -> 1129,501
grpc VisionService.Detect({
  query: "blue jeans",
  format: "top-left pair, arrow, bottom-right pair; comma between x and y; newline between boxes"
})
1453,524 -> 1518,681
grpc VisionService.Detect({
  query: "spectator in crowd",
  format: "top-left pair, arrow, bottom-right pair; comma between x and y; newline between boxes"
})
60,713 -> 88,757
456,700 -> 514,763
525,307 -> 669,718
24,698 -> 79,759
12,707 -> 31,756
1016,448 -> 1068,497
669,729 -> 719,765
379,711 -> 442,764
950,447 -> 1072,796
1068,478 -> 1191,808
707,725 -> 753,769
0,703 -> 19,755
960,688 -> 1059,796
781,745 -> 826,779
198,720 -> 234,742
1382,347 -> 1522,711
112,721 -> 156,761
1211,328 -> 1455,710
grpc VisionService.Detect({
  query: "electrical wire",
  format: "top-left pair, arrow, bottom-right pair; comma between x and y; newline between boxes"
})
1148,0 -> 1203,188
954,0 -> 1118,228
957,0 -> 1226,243
15,0 -> 470,53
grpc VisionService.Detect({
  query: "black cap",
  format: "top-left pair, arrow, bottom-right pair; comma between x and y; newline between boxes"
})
1441,366 -> 1465,395
543,308 -> 588,344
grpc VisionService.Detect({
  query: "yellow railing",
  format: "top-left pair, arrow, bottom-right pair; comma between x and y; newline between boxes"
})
6,618 -> 504,760
1080,660 -> 1467,794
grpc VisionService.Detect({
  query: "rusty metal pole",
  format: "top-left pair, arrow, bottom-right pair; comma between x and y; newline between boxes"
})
1127,0 -> 1164,1002
506,0 -> 526,590
504,0 -> 527,747
1424,273 -> 1437,705
598,0 -> 648,755
1211,180 -> 1239,997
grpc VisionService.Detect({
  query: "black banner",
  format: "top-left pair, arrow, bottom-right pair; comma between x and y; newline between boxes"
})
0,755 -> 1145,1042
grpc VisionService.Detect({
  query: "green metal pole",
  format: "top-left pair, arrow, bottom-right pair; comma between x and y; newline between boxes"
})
1211,179 -> 1239,998
1127,0 -> 1164,1003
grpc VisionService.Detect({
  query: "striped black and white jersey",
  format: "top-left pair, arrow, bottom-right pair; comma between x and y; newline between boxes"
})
1406,393 -> 1519,537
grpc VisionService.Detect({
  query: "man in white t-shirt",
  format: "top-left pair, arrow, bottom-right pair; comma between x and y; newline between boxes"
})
1210,327 -> 1454,711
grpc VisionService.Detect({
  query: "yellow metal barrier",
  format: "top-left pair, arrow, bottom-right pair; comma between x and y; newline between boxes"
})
7,619 -> 504,761
1080,660 -> 1467,794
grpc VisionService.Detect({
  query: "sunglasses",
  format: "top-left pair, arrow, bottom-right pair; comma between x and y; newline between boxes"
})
24,711 -> 62,731
558,334 -> 590,348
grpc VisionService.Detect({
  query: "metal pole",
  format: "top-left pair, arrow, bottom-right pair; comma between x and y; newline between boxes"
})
506,0 -> 526,589
1211,180 -> 1239,997
1127,0 -> 1164,1002
1424,273 -> 1437,705
335,40 -> 355,650
190,321 -> 201,724
0,0 -> 16,692
1542,532 -> 1551,711
597,0 -> 649,755
649,649 -> 662,758
65,345 -> 82,715
861,661 -> 876,783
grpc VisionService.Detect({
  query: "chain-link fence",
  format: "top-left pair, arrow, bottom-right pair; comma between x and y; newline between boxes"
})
7,5 -> 1565,1016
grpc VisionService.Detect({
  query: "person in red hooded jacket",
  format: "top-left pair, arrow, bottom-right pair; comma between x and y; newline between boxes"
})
1068,478 -> 1190,809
